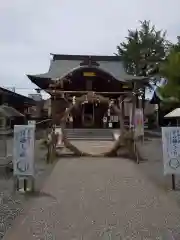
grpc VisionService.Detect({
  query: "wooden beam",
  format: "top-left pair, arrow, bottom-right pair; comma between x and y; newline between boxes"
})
46,90 -> 133,95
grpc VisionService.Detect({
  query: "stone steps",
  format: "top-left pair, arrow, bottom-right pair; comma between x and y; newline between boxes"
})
64,128 -> 114,140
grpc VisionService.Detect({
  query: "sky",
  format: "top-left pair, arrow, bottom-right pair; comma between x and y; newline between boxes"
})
0,0 -> 180,99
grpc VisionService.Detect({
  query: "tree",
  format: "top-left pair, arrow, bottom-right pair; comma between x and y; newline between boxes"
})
160,44 -> 180,100
116,20 -> 169,79
170,36 -> 180,52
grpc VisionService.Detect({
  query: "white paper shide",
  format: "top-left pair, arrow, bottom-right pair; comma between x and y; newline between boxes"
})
162,127 -> 180,175
55,127 -> 63,147
28,120 -> 36,126
13,125 -> 35,176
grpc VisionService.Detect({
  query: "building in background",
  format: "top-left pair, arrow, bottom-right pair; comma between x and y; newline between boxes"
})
28,93 -> 44,118
28,93 -> 42,101
0,87 -> 36,116
0,105 -> 25,134
43,98 -> 51,117
0,87 -> 36,131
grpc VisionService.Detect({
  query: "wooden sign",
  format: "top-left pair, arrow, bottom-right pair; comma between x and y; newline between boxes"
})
13,125 -> 35,176
122,85 -> 129,89
83,72 -> 96,77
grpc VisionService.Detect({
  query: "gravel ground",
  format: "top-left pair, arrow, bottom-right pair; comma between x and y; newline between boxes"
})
4,156 -> 180,239
0,138 -> 54,239
2,135 -> 180,239
138,137 -> 180,195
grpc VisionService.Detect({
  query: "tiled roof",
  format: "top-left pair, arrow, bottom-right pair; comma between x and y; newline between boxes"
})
28,54 -> 147,84
0,105 -> 24,117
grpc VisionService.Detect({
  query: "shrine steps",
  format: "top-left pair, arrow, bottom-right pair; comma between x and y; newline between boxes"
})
64,128 -> 114,140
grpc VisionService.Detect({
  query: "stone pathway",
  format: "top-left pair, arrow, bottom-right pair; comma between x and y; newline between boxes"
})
4,157 -> 180,239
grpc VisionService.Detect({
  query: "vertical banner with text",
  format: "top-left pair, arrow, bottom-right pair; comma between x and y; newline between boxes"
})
13,125 -> 35,176
162,127 -> 180,175
134,108 -> 144,138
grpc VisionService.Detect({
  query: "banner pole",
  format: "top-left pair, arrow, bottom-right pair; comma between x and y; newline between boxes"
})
172,174 -> 176,190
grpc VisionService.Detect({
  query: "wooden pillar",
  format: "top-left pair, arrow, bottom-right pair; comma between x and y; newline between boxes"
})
136,95 -> 139,108
121,96 -> 125,119
51,96 -> 55,125
119,96 -> 124,134
50,95 -> 56,163
131,83 -> 137,129
157,102 -> 160,127
51,96 -> 60,126
142,87 -> 145,111
131,94 -> 136,128
138,95 -> 143,109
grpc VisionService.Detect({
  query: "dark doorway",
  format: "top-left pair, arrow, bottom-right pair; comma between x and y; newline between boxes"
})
82,103 -> 94,127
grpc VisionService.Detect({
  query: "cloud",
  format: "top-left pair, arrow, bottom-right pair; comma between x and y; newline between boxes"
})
0,0 -> 180,98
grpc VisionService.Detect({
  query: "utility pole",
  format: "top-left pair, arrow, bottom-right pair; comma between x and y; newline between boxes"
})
12,87 -> 15,93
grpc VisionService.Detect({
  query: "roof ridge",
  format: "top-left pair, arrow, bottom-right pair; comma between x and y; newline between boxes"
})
50,54 -> 121,62
50,53 -> 120,57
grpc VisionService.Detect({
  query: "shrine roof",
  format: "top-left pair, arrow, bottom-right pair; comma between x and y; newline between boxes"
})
27,54 -> 148,88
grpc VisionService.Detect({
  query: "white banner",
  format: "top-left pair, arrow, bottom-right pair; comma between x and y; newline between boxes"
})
28,120 -> 36,126
55,127 -> 63,147
162,127 -> 180,175
129,105 -> 132,128
13,125 -> 35,176
134,108 -> 144,137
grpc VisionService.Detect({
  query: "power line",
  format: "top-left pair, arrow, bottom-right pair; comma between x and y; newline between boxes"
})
1,87 -> 50,96
1,87 -> 49,93
2,87 -> 39,90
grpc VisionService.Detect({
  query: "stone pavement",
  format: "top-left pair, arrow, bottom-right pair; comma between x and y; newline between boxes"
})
4,157 -> 180,239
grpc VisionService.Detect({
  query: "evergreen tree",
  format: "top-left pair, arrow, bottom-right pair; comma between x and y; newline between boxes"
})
116,20 -> 168,79
160,37 -> 180,100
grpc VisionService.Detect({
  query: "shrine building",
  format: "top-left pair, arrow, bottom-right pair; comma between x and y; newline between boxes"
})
27,54 -> 147,128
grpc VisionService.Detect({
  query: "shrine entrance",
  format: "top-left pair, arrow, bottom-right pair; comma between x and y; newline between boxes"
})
28,54 -> 149,162
45,63 -> 147,161
46,91 -> 144,163
81,102 -> 107,128
82,103 -> 94,127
